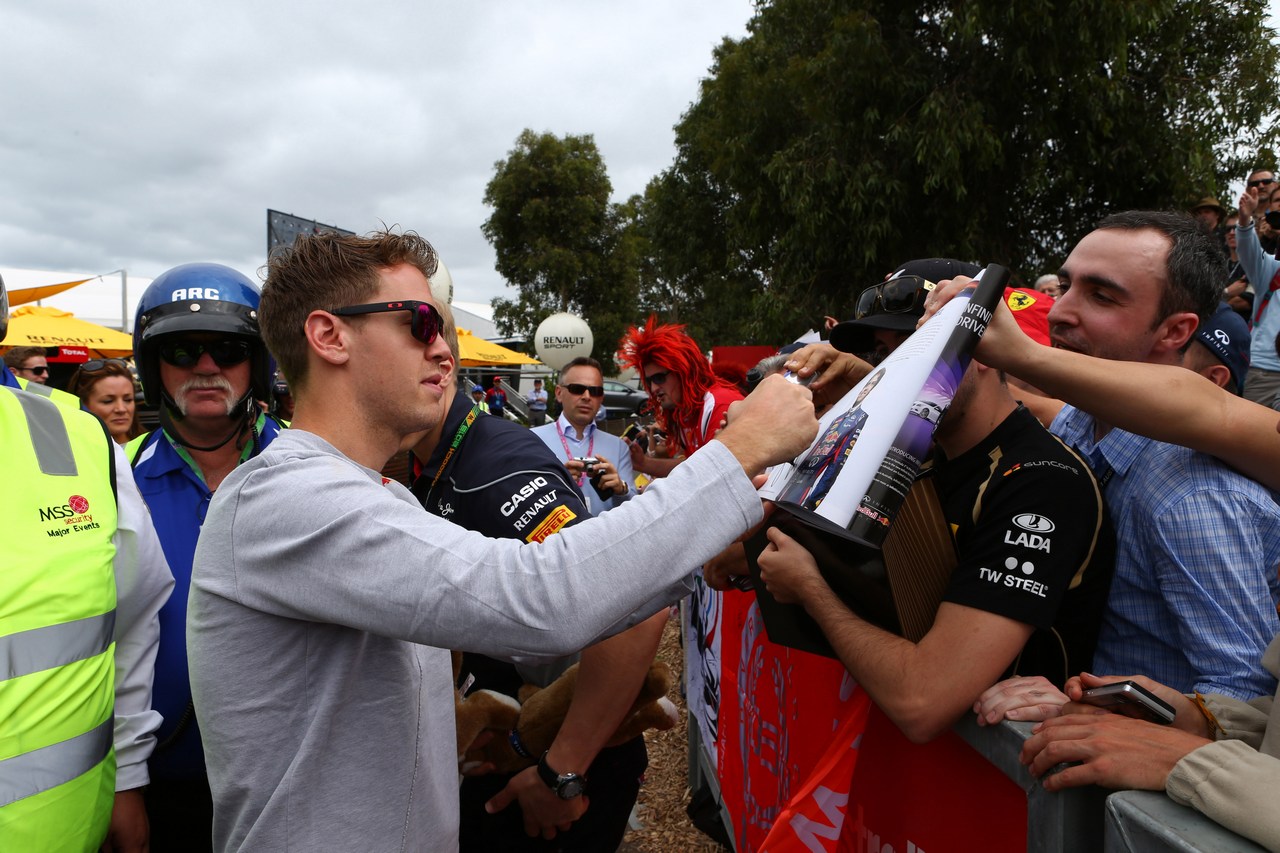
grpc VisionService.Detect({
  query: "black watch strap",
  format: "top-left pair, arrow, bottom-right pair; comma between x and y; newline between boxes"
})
536,751 -> 587,799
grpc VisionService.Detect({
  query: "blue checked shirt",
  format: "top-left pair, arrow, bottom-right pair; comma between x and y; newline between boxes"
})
1053,405 -> 1280,700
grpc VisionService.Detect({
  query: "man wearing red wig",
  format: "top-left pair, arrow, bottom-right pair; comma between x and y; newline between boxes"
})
619,316 -> 744,478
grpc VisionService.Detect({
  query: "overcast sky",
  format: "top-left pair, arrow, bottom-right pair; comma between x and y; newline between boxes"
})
1,0 -> 754,323
7,2 -> 1280,329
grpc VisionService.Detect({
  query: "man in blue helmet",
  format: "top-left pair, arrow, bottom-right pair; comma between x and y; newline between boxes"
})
127,263 -> 284,851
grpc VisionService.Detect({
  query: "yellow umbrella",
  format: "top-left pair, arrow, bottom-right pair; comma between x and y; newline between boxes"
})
8,278 -> 92,307
2,305 -> 133,357
457,327 -> 541,367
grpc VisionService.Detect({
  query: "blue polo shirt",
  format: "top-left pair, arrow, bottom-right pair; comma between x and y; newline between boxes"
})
130,413 -> 283,780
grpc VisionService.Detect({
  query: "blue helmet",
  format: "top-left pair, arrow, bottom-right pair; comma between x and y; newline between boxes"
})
133,263 -> 273,409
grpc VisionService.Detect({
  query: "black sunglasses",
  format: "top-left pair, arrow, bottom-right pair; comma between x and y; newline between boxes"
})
561,383 -> 604,398
20,365 -> 49,376
854,275 -> 936,320
1248,177 -> 1276,188
158,339 -> 253,368
329,300 -> 441,345
644,371 -> 670,388
80,358 -> 129,374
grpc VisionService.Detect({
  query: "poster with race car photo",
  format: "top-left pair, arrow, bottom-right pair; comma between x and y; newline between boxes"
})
753,264 -> 1009,652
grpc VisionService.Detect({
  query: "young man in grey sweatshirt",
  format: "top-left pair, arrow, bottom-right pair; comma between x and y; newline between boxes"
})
186,230 -> 818,852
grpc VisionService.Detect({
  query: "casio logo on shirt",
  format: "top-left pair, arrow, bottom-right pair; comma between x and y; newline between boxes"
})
501,477 -> 550,517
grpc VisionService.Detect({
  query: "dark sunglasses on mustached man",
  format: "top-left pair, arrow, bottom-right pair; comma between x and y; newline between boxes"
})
157,338 -> 254,368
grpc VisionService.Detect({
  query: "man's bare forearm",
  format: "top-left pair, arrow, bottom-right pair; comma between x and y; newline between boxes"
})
797,582 -> 1031,743
543,610 -> 667,774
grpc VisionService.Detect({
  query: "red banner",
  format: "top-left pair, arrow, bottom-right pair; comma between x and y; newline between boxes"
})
703,590 -> 1026,853
759,689 -> 871,852
716,591 -> 866,850
842,708 -> 1025,852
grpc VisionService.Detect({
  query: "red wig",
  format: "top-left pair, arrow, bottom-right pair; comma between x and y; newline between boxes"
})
617,316 -> 735,450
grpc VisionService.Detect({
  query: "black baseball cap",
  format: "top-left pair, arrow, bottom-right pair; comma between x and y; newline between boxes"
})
830,258 -> 982,354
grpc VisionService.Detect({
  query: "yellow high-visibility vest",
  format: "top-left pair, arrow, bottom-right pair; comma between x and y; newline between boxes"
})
0,385 -> 119,851
14,376 -> 82,411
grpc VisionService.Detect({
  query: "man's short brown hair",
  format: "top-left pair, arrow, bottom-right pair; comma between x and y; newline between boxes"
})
4,346 -> 46,370
261,230 -> 439,391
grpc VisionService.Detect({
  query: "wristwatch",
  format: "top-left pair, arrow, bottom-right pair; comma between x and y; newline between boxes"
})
536,751 -> 587,799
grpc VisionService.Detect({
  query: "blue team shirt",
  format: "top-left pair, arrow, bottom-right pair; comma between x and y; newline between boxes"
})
1053,404 -> 1280,699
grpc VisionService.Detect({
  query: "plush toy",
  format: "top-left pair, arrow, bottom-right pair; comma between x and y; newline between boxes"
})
454,652 -> 679,774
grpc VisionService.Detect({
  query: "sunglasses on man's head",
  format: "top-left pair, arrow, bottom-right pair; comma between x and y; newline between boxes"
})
644,371 -> 670,388
158,339 -> 253,368
1248,177 -> 1276,188
854,275 -> 936,321
561,383 -> 604,398
329,300 -> 441,346
19,365 -> 49,376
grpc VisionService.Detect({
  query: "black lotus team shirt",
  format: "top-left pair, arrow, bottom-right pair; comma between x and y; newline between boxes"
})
925,405 -> 1116,686
411,392 -> 589,697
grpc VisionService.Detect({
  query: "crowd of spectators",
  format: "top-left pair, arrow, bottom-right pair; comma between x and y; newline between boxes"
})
6,167 -> 1280,852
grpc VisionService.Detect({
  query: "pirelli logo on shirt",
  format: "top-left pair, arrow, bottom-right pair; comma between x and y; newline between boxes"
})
525,505 -> 577,543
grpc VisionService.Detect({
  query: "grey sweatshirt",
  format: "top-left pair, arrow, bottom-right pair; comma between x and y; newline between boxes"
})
187,429 -> 761,851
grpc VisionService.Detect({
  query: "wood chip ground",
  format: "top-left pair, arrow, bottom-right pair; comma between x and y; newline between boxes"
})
618,611 -> 729,853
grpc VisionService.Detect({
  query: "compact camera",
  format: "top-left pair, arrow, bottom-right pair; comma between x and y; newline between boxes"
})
573,456 -> 602,477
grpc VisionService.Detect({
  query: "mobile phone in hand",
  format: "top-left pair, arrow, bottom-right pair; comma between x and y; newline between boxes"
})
1079,680 -> 1176,725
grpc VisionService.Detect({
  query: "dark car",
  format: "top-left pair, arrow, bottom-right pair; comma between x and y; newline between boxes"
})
602,379 -> 647,419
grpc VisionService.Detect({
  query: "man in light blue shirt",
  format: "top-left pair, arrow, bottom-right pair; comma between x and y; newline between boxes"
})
526,378 -> 549,426
533,357 -> 633,517
1047,210 -> 1280,700
1235,175 -> 1280,407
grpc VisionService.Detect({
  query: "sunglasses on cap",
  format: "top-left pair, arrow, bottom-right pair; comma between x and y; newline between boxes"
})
19,364 -> 49,376
643,370 -> 670,388
329,300 -> 441,346
1248,177 -> 1276,188
561,383 -> 604,397
853,275 -> 936,320
158,338 -> 253,368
